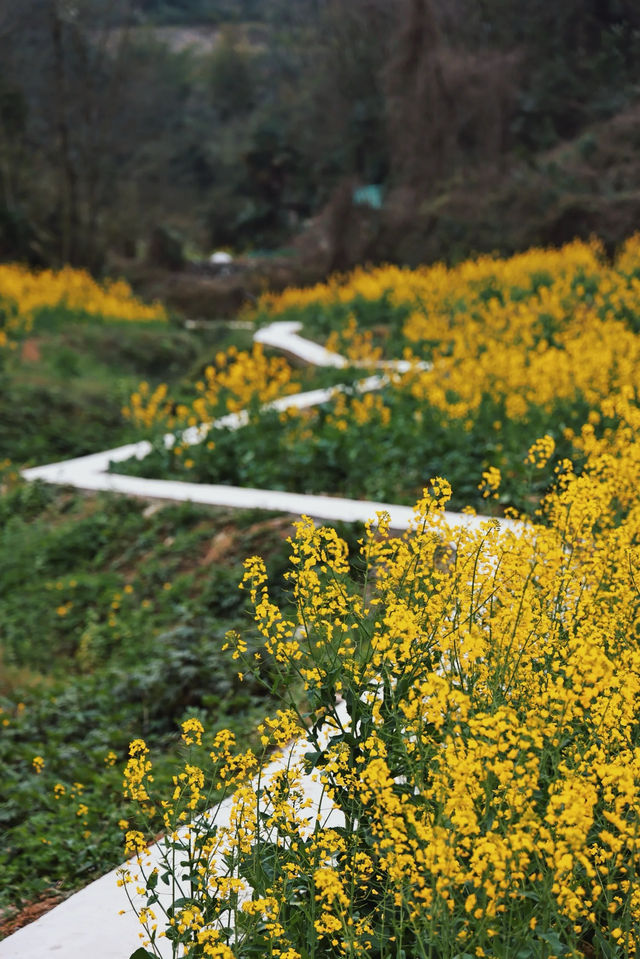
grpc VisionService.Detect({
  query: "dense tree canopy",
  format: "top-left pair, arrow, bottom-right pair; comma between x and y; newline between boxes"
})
0,0 -> 639,271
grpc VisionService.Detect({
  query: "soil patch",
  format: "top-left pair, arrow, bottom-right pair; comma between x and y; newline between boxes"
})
0,892 -> 64,938
21,338 -> 41,363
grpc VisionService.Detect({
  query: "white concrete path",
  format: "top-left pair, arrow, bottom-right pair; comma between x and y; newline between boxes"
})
3,320 -> 519,958
21,321 -> 516,535
0,703 -> 349,959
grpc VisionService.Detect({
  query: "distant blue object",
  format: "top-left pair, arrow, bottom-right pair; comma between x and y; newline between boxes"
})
352,185 -> 383,210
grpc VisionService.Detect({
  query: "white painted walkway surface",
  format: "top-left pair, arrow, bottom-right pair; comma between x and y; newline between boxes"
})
1,702 -> 349,959
21,321 -> 516,536
3,321 -> 518,958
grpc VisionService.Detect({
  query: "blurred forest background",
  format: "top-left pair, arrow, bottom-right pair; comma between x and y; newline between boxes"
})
1,0 -> 640,308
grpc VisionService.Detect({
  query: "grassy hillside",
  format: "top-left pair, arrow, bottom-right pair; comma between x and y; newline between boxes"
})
0,264 -> 357,932
5,238 -> 640,956
0,482 -> 300,929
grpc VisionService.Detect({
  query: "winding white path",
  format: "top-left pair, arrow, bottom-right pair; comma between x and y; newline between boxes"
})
1,716 -> 351,959
21,321 -> 516,535
0,706 -> 349,959
3,321 -> 519,958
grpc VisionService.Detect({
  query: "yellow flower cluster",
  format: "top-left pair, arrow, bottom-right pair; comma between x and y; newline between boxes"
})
259,235 -> 640,431
525,433 -> 556,469
123,739 -> 153,803
326,390 -> 390,432
0,262 -> 165,356
395,238 -> 640,425
478,465 -> 501,499
325,314 -> 384,366
0,263 -> 166,325
187,344 -> 300,418
124,343 -> 301,452
258,262 -> 419,314
181,717 -> 204,747
124,406 -> 640,955
122,381 -> 172,431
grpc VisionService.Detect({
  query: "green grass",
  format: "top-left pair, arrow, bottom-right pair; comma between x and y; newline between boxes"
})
0,306 -> 302,928
0,315 -> 254,466
0,481 -> 305,922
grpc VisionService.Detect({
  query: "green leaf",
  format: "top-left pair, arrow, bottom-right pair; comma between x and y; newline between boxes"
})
303,749 -> 323,771
166,896 -> 196,918
537,930 -> 570,957
129,949 -> 157,959
593,927 -> 619,959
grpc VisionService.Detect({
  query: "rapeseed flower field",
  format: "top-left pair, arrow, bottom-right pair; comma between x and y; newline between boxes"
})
5,240 -> 640,955
121,235 -> 640,513
0,263 -> 166,350
119,237 -> 640,958
123,406 -> 640,958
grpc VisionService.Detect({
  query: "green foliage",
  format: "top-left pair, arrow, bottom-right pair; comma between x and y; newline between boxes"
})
121,387 -> 581,515
208,28 -> 255,120
0,291 -> 315,922
479,1 -> 640,150
0,313 -> 244,465
131,0 -> 250,25
1,0 -> 640,267
0,483 -> 291,920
